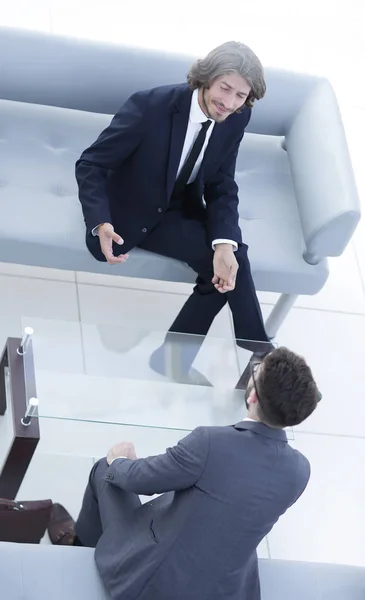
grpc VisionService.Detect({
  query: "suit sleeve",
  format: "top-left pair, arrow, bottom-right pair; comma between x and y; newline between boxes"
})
204,109 -> 251,245
104,427 -> 209,495
75,91 -> 148,233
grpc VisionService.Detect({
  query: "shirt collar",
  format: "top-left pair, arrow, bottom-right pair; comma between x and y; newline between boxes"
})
190,88 -> 212,124
235,420 -> 288,442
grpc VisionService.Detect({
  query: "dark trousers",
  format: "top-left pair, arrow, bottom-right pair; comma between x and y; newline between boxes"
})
75,458 -> 141,547
75,459 -> 173,548
86,207 -> 269,354
138,208 -> 268,348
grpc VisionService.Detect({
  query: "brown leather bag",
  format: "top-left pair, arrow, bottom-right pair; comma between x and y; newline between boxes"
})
0,498 -> 53,543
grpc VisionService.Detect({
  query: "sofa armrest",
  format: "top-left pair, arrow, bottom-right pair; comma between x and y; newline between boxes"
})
286,79 -> 360,260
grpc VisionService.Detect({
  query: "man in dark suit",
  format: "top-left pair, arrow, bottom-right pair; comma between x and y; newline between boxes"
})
76,41 -> 272,385
48,347 -> 321,600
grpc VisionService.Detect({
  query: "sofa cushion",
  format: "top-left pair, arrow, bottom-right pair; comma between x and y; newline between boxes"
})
0,542 -> 110,600
1,543 -> 364,600
259,557 -> 365,600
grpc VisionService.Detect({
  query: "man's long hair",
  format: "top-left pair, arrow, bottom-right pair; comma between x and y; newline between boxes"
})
187,41 -> 266,109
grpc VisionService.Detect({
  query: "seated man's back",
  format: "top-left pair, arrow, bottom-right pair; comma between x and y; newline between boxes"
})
96,420 -> 310,600
50,347 -> 320,600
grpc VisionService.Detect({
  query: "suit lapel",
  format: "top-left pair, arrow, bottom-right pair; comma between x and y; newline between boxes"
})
166,87 -> 192,200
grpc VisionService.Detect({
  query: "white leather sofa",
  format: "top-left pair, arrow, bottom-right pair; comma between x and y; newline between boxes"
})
1,542 -> 364,599
0,27 -> 360,335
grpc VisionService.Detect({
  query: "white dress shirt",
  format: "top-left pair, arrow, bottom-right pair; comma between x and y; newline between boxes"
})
93,89 -> 238,250
176,88 -> 214,183
176,89 -> 237,250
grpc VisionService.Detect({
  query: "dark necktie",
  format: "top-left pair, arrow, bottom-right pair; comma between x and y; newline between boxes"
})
172,119 -> 212,197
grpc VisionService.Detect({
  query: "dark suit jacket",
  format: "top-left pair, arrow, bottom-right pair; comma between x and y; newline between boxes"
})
95,420 -> 310,600
76,84 -> 251,252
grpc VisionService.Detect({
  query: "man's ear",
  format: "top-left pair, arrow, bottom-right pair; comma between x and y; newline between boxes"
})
247,388 -> 259,406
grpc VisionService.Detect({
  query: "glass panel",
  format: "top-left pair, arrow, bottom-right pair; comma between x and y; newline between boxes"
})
21,316 -> 293,440
0,367 -> 15,472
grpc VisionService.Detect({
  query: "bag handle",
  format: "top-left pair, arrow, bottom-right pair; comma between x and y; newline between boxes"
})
0,499 -> 25,511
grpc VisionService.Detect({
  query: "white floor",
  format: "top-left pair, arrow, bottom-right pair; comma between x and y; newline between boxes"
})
1,0 -> 365,568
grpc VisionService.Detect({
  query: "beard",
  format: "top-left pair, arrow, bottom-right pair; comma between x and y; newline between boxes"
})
202,88 -> 214,120
202,89 -> 230,123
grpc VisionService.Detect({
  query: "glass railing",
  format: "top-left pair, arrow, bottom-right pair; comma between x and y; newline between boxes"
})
20,316 -> 281,434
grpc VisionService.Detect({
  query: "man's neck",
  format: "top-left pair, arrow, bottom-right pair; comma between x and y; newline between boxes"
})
244,415 -> 259,422
245,415 -> 285,430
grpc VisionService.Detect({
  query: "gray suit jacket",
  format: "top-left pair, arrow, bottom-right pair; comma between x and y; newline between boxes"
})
95,421 -> 310,600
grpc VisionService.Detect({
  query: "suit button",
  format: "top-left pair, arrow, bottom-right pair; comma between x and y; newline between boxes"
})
142,227 -> 147,233
157,208 -> 163,213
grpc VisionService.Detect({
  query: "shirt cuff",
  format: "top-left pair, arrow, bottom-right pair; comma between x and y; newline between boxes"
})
212,239 -> 238,251
92,225 -> 102,237
109,456 -> 128,465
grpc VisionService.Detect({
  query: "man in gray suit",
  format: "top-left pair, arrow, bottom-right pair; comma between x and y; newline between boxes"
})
48,347 -> 321,600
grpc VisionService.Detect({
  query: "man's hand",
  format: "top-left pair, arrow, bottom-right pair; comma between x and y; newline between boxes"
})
106,441 -> 137,465
212,243 -> 238,293
98,223 -> 129,265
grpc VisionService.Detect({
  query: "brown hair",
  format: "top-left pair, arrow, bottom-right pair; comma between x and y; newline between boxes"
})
187,41 -> 266,109
255,347 -> 319,428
